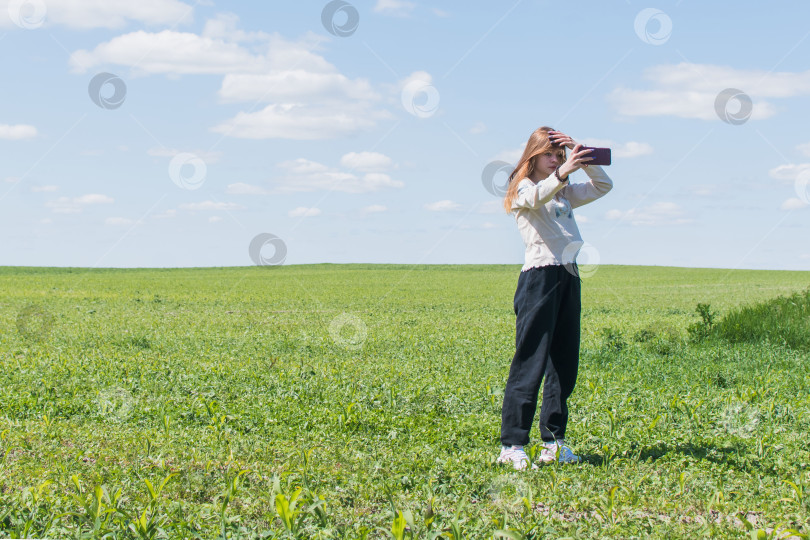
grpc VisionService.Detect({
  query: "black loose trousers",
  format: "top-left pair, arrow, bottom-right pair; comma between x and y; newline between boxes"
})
500,264 -> 581,446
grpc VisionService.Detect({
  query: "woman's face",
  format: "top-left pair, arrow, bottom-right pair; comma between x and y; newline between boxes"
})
533,147 -> 566,178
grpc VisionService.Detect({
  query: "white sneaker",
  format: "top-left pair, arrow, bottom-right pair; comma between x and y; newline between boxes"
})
497,445 -> 538,470
538,440 -> 581,464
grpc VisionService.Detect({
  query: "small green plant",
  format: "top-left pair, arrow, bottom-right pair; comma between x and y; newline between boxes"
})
595,485 -> 623,527
738,513 -> 807,539
1,481 -> 61,538
275,487 -> 304,535
599,327 -> 626,352
118,473 -> 177,540
677,471 -> 689,497
69,476 -> 121,537
781,478 -> 805,506
217,469 -> 250,538
390,510 -> 408,540
632,328 -> 656,343
687,302 -> 717,341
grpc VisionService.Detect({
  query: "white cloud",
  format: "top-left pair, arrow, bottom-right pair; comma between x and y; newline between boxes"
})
201,12 -> 270,43
605,202 -> 690,226
362,204 -> 387,214
340,152 -> 393,172
209,216 -> 223,223
781,198 -> 808,210
461,222 -> 499,230
211,102 -> 388,140
768,163 -> 810,182
399,70 -> 434,91
581,139 -> 653,158
610,87 -> 776,120
607,63 -> 810,120
425,200 -> 461,212
46,193 -> 114,214
396,70 -> 440,120
362,173 -> 401,190
0,0 -> 194,29
493,145 -> 522,164
218,72 -> 378,103
105,217 -> 134,226
798,142 -> 810,157
31,185 -> 58,192
478,200 -> 504,214
154,209 -> 177,219
273,158 -> 403,194
470,122 -> 486,135
289,207 -> 321,218
179,201 -> 243,211
576,215 -> 590,223
374,0 -> 416,16
76,194 -> 114,204
226,183 -> 269,195
71,23 -> 389,140
71,29 -> 266,75
279,159 -> 331,175
3,176 -> 19,183
644,63 -> 810,97
148,147 -> 222,163
0,124 -> 37,139
70,25 -> 330,75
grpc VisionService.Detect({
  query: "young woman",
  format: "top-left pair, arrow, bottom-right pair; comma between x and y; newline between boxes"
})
497,126 -> 614,470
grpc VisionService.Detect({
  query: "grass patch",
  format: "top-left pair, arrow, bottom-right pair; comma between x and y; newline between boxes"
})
714,288 -> 810,351
1,265 -> 809,538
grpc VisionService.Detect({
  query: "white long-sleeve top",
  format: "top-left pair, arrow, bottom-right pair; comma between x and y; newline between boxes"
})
511,165 -> 613,271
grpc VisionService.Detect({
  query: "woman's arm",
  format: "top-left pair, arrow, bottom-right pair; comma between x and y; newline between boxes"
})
512,177 -> 567,209
546,129 -> 613,208
560,165 -> 613,209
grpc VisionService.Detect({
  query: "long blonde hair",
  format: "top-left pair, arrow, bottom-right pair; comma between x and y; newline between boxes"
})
502,126 -> 567,213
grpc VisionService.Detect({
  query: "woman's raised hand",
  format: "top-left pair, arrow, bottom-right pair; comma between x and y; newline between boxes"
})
558,143 -> 594,179
547,130 -> 577,150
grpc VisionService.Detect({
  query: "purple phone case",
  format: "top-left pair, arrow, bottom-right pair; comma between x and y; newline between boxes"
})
581,147 -> 611,166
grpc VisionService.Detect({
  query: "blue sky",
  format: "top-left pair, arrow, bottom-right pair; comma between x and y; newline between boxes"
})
2,0 -> 809,269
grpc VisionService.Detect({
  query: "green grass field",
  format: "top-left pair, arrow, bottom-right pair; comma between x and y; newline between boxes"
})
1,264 -> 809,539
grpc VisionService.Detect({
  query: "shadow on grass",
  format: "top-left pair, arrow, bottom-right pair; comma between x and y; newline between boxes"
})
576,440 -> 764,472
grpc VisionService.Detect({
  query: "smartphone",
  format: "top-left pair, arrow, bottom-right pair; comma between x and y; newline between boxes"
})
580,146 -> 611,166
